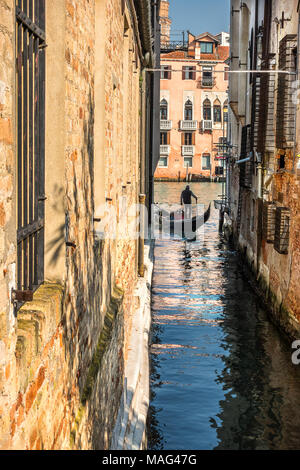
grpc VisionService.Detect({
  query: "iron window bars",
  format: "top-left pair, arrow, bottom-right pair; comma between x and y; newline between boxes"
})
239,125 -> 253,189
276,35 -> 297,149
274,207 -> 290,255
15,0 -> 46,303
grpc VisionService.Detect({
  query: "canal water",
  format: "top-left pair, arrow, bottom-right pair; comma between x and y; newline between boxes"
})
149,182 -> 300,450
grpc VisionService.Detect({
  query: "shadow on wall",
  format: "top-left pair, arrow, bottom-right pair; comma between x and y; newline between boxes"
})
44,89 -> 125,448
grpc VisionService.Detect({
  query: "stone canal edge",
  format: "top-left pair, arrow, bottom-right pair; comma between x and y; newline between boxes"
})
111,240 -> 154,450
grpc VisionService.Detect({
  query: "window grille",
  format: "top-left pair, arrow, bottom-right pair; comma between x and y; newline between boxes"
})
262,202 -> 276,243
16,0 -> 46,301
274,207 -> 290,254
257,55 -> 276,154
239,125 -> 252,189
276,35 -> 297,149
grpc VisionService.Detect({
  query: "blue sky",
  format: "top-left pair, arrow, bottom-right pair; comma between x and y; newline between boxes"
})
168,0 -> 230,39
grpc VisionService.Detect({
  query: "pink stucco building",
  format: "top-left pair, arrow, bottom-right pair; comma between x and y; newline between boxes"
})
155,32 -> 230,181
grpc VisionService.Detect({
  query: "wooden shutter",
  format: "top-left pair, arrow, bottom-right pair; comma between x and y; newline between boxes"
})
181,133 -> 185,145
167,132 -> 170,145
167,66 -> 172,80
182,67 -> 186,80
192,133 -> 195,145
192,66 -> 196,80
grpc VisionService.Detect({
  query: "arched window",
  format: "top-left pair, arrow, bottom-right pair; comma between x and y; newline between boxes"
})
203,99 -> 211,121
223,100 -> 228,122
213,99 -> 221,123
184,99 -> 193,120
160,99 -> 168,120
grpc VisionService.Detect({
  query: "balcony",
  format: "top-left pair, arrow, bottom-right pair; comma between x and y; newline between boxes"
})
160,120 -> 172,130
201,120 -> 213,132
180,120 -> 198,131
199,77 -> 216,88
160,145 -> 170,155
182,145 -> 195,156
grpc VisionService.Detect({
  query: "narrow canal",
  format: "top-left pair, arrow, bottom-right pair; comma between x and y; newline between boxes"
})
149,182 -> 300,451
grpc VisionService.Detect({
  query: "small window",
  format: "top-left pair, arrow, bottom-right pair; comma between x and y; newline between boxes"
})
223,101 -> 228,122
182,66 -> 196,80
184,100 -> 193,120
202,154 -> 211,170
161,65 -> 171,79
158,156 -> 168,167
202,66 -> 213,86
203,99 -> 211,120
184,132 -> 193,145
160,99 -> 168,120
200,42 -> 213,54
160,132 -> 168,145
184,157 -> 193,168
213,100 -> 222,123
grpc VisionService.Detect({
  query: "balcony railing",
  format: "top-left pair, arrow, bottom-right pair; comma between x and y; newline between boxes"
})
201,120 -> 213,131
182,145 -> 195,156
180,120 -> 198,130
200,77 -> 216,88
160,145 -> 170,155
160,120 -> 172,130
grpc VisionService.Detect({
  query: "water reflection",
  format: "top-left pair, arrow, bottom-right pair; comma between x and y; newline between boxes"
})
149,182 -> 300,450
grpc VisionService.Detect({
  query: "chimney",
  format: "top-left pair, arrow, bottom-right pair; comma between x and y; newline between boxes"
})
159,0 -> 172,47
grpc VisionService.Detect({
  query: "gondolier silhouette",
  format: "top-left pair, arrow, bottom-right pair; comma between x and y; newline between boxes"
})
180,185 -> 198,219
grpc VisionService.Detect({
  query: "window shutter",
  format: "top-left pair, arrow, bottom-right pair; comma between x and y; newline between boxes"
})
182,67 -> 186,80
181,133 -> 185,145
192,66 -> 196,80
192,133 -> 195,145
167,66 -> 172,80
167,132 -> 170,145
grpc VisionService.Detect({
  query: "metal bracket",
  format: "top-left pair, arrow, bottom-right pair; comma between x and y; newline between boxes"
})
66,241 -> 76,248
11,289 -> 33,302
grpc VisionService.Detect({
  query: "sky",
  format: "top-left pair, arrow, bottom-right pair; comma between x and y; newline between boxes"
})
168,0 -> 230,39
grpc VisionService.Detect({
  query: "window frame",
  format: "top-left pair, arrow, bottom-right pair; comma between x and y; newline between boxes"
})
161,65 -> 171,80
200,42 -> 213,54
184,99 -> 193,121
203,99 -> 212,121
158,156 -> 168,168
202,153 -> 211,170
182,66 -> 196,80
183,157 -> 193,168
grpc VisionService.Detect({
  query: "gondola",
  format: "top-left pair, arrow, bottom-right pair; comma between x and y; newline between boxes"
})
157,202 -> 211,241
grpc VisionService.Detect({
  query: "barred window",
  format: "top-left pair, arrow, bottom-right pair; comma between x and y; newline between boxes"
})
276,35 -> 297,149
16,0 -> 46,302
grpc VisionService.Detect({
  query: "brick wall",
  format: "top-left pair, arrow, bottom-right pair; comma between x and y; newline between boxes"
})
0,0 -> 152,449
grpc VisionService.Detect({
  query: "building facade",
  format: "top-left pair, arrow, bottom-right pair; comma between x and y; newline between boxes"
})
0,0 -> 159,450
154,31 -> 230,181
226,0 -> 300,338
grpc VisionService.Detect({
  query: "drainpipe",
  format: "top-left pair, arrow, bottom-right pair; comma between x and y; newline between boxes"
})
235,156 -> 251,165
256,151 -> 263,199
138,194 -> 146,277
